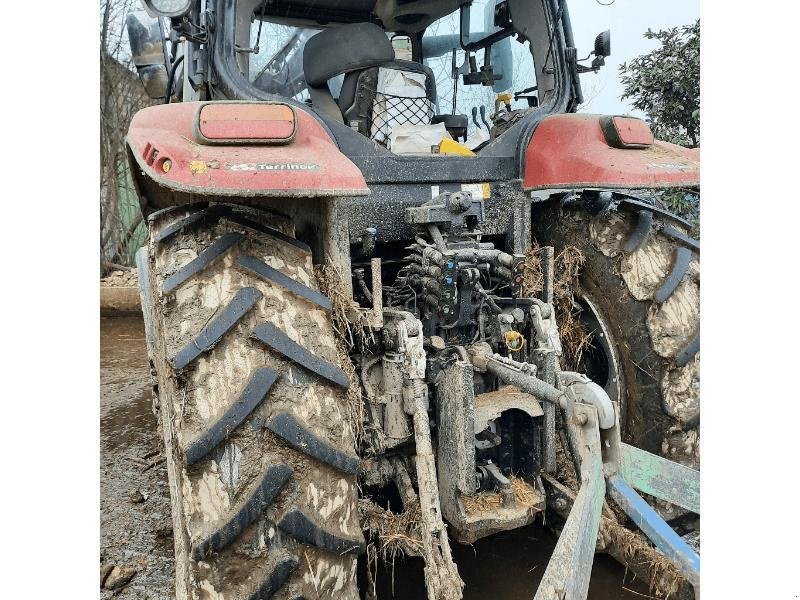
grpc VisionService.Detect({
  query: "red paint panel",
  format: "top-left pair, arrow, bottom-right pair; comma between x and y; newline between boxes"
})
609,116 -> 654,147
198,103 -> 295,141
523,114 -> 699,191
126,102 -> 368,197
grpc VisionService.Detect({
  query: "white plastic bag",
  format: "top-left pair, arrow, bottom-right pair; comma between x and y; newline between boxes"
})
371,68 -> 430,145
389,122 -> 450,155
466,127 -> 490,150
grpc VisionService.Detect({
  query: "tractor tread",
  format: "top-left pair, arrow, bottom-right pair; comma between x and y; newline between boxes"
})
623,209 -> 653,253
676,333 -> 700,368
251,322 -> 349,388
225,213 -> 311,253
163,232 -> 244,294
266,412 -> 360,475
154,205 -> 228,244
655,246 -> 693,304
147,202 -> 209,225
662,225 -> 700,253
184,367 -> 280,466
171,286 -> 262,369
248,555 -> 299,600
532,199 -> 701,472
192,463 -> 293,560
277,508 -> 365,555
237,255 -> 332,311
148,204 -> 361,598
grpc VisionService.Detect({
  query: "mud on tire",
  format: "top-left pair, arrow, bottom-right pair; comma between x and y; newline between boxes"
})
533,201 -> 700,472
140,204 -> 363,600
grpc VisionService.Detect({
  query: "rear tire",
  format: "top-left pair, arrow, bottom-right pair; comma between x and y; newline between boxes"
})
533,201 -> 700,472
140,204 -> 363,600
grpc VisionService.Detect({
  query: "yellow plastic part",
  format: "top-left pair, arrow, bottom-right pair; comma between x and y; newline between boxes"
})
504,330 -> 525,352
496,92 -> 513,112
438,138 -> 475,156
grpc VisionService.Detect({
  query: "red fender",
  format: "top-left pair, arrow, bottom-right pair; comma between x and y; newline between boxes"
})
523,114 -> 699,191
126,102 -> 369,197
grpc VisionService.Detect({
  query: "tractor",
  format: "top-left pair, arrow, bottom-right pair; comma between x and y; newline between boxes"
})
124,0 -> 700,598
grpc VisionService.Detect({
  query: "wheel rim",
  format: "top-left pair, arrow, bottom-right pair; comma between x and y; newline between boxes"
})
575,292 -> 624,408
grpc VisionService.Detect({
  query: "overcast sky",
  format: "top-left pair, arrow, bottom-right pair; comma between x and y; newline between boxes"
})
568,0 -> 699,116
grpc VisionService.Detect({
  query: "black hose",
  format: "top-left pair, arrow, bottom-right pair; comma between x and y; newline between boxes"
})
485,359 -> 566,407
426,224 -> 448,254
164,54 -> 185,105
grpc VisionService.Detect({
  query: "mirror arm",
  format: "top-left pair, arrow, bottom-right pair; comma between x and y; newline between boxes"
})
460,27 -> 513,53
458,3 -> 513,53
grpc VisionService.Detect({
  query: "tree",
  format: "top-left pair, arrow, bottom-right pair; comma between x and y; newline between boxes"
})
619,20 -> 700,147
100,0 -> 154,271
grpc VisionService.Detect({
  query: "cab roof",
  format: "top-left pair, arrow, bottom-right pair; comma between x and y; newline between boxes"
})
258,0 -> 463,33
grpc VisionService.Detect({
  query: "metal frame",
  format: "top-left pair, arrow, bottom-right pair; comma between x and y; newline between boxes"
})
467,349 -> 701,599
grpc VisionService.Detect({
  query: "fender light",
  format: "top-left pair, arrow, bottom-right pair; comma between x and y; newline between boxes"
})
600,115 -> 654,149
195,102 -> 297,145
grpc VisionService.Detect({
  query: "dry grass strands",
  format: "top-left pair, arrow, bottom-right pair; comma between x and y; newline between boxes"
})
522,243 -> 592,371
554,438 -> 580,491
359,497 -> 425,595
522,241 -> 545,297
461,476 -> 536,514
552,245 -> 592,371
557,301 -> 593,373
314,261 -> 375,351
605,525 -> 685,600
314,262 -> 372,449
358,498 -> 424,559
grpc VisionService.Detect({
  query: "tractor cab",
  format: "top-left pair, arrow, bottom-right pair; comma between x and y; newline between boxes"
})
133,0 -> 607,157
239,2 -> 539,153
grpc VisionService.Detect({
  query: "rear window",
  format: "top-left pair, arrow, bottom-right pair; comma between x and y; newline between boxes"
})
248,21 -> 320,101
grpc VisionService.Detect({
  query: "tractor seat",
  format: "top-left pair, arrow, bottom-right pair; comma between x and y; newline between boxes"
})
432,114 -> 469,142
303,23 -> 437,145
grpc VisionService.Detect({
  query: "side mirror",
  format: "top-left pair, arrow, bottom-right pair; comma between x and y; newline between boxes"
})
126,11 -> 169,99
491,37 -> 513,92
459,0 -> 514,89
484,0 -> 512,92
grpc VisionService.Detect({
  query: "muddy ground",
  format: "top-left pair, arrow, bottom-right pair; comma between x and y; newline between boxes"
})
100,316 -> 648,599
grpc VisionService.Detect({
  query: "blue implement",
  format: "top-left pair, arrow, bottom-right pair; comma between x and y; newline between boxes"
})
607,474 -> 700,588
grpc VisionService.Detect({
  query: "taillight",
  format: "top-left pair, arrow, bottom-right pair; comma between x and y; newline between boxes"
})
600,115 -> 654,149
195,102 -> 296,144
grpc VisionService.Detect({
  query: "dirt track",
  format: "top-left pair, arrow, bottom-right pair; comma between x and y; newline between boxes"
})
101,316 -> 173,598
100,316 -> 647,599
100,270 -> 140,315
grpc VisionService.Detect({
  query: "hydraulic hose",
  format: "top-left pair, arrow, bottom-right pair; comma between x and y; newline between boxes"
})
164,54 -> 185,105
485,358 -> 567,408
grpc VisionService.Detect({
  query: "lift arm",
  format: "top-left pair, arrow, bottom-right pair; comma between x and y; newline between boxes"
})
469,345 -> 701,600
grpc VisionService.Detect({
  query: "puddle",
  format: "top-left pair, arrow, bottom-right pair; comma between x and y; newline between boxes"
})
360,523 -> 649,599
100,317 -> 156,454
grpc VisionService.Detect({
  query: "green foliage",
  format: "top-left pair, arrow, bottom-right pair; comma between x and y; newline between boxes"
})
620,20 -> 700,147
659,188 -> 700,236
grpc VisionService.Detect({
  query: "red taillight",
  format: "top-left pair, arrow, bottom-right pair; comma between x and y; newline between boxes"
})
600,115 -> 654,149
196,103 -> 296,144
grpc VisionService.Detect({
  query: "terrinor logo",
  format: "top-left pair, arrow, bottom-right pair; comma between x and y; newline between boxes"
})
226,163 -> 320,171
646,162 -> 693,172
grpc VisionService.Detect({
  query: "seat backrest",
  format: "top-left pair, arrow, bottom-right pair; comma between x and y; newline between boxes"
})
303,23 -> 394,122
338,60 -> 437,143
303,23 -> 437,140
